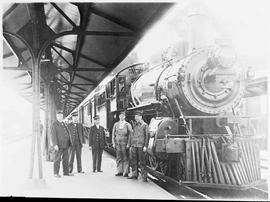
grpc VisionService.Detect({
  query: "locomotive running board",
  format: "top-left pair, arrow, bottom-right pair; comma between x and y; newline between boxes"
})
181,179 -> 267,190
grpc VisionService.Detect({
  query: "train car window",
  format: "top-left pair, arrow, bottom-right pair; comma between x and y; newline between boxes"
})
83,105 -> 88,125
106,83 -> 111,99
91,99 -> 95,123
81,107 -> 84,124
89,102 -> 92,117
98,92 -> 106,106
79,107 -> 83,123
117,76 -> 126,95
110,79 -> 116,97
87,102 -> 90,115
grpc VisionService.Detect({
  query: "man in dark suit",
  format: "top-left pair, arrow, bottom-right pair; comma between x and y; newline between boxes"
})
67,111 -> 85,174
51,110 -> 74,177
89,115 -> 107,172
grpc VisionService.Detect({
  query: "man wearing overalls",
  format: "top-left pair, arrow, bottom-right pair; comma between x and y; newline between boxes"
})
112,111 -> 133,177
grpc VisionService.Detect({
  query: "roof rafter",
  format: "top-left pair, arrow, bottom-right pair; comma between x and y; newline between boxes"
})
88,6 -> 138,32
3,3 -> 19,19
51,3 -> 78,28
52,42 -> 108,68
51,46 -> 72,66
74,73 -> 96,84
71,84 -> 88,92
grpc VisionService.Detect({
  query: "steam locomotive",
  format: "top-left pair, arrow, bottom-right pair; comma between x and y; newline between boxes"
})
76,44 -> 263,189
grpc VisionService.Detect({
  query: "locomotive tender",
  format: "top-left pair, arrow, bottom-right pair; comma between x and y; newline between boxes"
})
76,44 -> 263,189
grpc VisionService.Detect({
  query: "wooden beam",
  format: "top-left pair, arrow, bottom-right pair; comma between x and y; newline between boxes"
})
51,3 -> 77,28
63,67 -> 110,72
3,47 -> 28,59
17,83 -> 32,85
3,65 -> 31,71
71,84 -> 88,92
13,72 -> 29,80
69,91 -> 86,95
55,77 -> 69,84
74,73 -> 96,83
51,46 -> 72,66
52,42 -> 108,68
69,92 -> 84,98
63,95 -> 81,101
3,3 -> 18,19
88,6 -> 138,32
73,4 -> 92,67
3,35 -> 27,66
71,83 -> 94,86
58,73 -> 70,83
21,85 -> 32,91
3,52 -> 14,59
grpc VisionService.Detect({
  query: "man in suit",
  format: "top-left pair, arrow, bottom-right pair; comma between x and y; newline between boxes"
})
51,110 -> 74,177
89,115 -> 107,172
67,111 -> 85,174
128,110 -> 149,182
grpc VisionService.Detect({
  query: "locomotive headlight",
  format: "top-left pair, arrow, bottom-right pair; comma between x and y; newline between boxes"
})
214,46 -> 237,68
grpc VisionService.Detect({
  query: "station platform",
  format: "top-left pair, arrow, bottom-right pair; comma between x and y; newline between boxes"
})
0,137 -> 176,199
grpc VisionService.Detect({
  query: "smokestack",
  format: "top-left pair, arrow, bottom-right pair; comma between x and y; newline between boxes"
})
185,2 -> 209,53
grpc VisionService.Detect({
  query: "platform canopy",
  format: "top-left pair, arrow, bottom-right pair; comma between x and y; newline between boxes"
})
2,2 -> 173,115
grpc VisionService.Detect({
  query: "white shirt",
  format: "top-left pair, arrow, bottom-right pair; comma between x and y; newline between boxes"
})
95,124 -> 100,129
119,120 -> 126,129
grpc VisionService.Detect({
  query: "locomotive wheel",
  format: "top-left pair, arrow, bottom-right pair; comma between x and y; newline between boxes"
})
148,155 -> 159,170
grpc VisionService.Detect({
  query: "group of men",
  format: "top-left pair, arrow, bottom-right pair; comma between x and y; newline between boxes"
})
50,109 -> 149,182
112,110 -> 149,182
51,110 -> 85,177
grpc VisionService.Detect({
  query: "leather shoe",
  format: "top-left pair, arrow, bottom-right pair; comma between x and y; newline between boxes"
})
142,178 -> 148,182
54,174 -> 61,178
78,171 -> 85,174
64,173 -> 74,176
115,173 -> 123,176
97,170 -> 103,172
123,173 -> 129,177
128,176 -> 137,180
92,170 -> 96,173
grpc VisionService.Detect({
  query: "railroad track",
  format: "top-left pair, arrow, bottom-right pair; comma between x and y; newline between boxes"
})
145,166 -> 211,199
105,147 -> 268,200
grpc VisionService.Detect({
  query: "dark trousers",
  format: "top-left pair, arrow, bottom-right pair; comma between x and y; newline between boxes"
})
116,144 -> 129,174
69,141 -> 82,173
54,148 -> 69,175
130,146 -> 147,180
92,148 -> 103,171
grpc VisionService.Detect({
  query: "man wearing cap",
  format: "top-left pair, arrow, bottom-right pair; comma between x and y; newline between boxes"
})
51,110 -> 74,177
89,115 -> 107,172
112,111 -> 133,177
67,111 -> 85,174
128,110 -> 149,182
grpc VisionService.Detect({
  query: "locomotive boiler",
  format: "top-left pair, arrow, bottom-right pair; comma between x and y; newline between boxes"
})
130,45 -> 244,116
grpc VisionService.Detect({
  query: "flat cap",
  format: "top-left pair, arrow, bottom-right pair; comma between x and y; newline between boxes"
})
134,110 -> 143,116
119,110 -> 126,116
56,109 -> 63,114
93,115 -> 100,120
